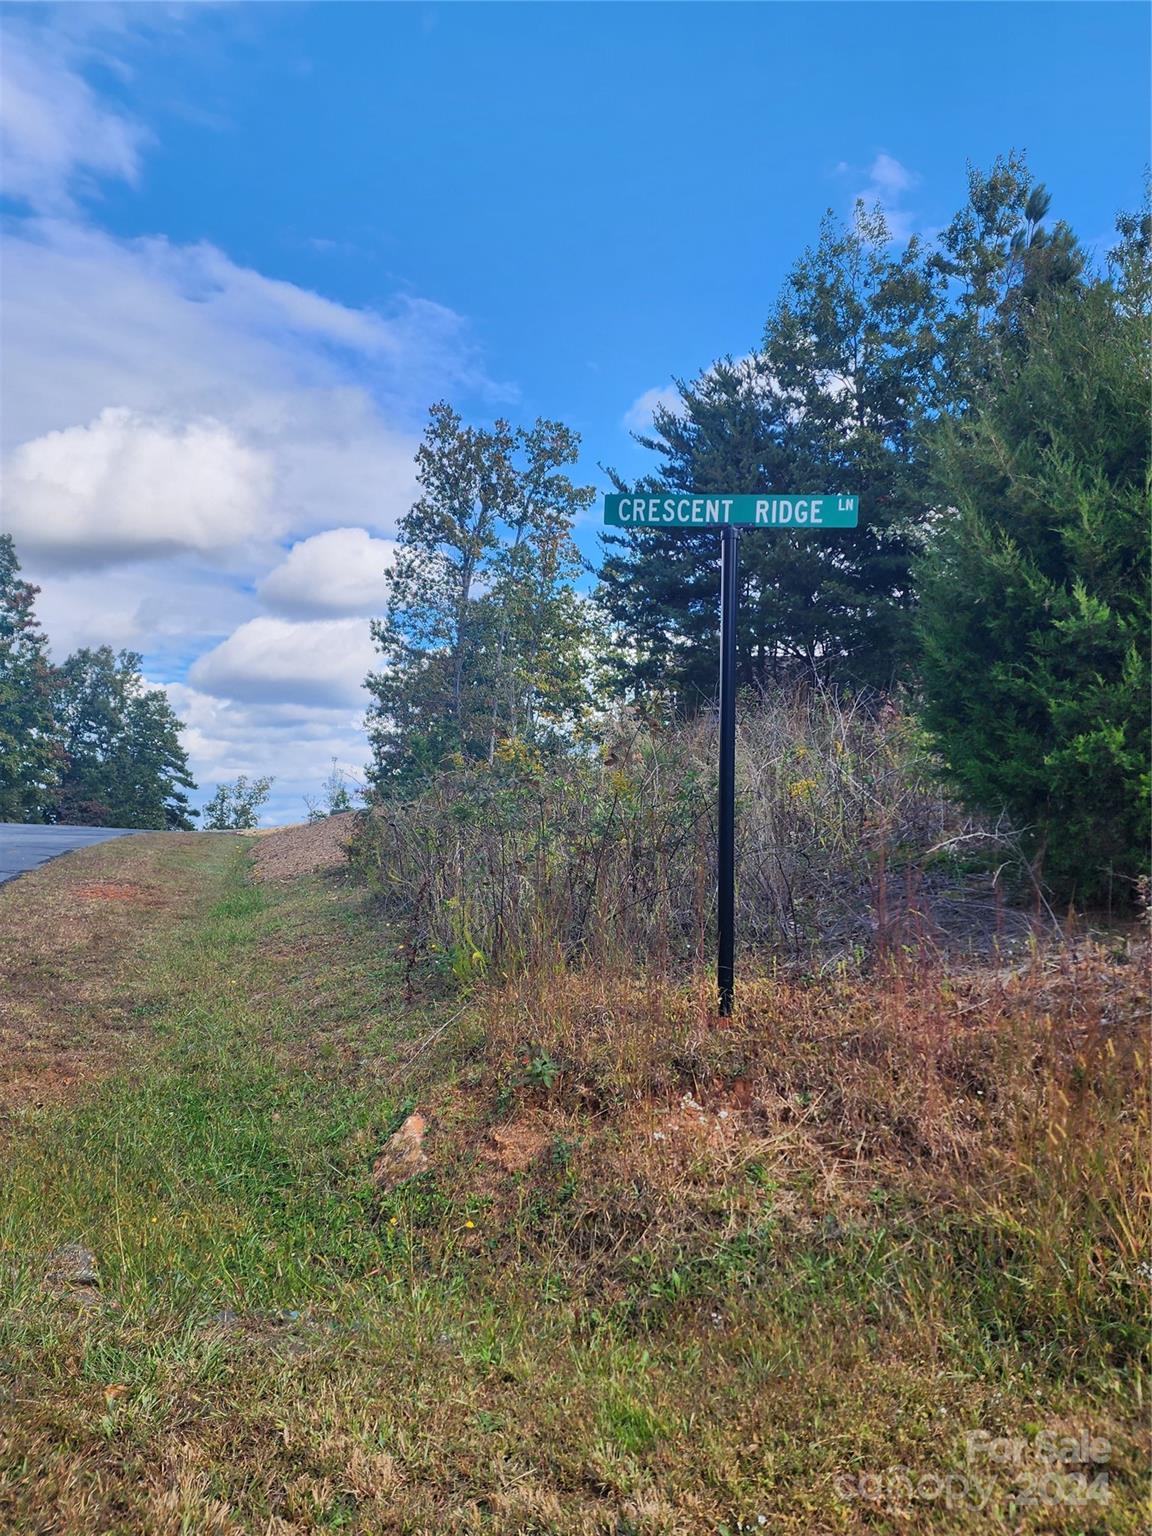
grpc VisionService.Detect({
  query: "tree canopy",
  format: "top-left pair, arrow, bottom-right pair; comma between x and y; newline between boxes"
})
54,647 -> 197,829
366,402 -> 597,792
916,213 -> 1150,900
596,156 -> 1092,712
0,535 -> 61,822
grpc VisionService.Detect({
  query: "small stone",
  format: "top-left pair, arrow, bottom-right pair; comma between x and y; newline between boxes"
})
45,1243 -> 100,1289
372,1112 -> 430,1190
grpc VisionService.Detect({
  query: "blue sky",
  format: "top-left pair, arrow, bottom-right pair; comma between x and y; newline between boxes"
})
1,2 -> 1148,821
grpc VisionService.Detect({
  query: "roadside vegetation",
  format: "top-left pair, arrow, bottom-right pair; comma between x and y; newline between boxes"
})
0,146 -> 1147,1536
366,157 -> 1148,907
0,832 -> 1146,1533
351,691 -> 1039,984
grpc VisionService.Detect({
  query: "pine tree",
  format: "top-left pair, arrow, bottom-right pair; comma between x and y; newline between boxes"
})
929,152 -> 1086,409
0,535 -> 62,822
916,213 -> 1150,901
598,356 -> 801,710
597,155 -> 1089,714
599,206 -> 940,706
54,647 -> 197,829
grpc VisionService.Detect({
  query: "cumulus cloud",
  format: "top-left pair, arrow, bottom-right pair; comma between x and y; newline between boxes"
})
0,14 -> 505,824
26,561 -> 258,663
258,529 -> 398,619
840,152 -> 921,241
0,221 -> 443,557
5,408 -> 275,569
0,22 -> 147,211
188,617 -> 378,707
623,383 -> 685,434
162,682 -> 371,826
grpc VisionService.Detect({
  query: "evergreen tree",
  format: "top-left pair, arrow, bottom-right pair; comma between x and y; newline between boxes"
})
0,535 -> 61,822
598,154 -> 1087,713
54,647 -> 197,829
916,213 -> 1150,901
366,402 -> 596,790
598,356 -> 800,709
929,152 -> 1086,409
599,206 -> 940,706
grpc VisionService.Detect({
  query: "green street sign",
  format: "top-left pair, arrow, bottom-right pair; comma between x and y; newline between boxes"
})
603,492 -> 859,529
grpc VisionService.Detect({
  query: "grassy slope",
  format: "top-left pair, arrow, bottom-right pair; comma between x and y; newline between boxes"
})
0,835 -> 1146,1535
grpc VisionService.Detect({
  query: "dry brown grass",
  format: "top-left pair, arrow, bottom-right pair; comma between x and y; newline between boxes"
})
351,696 -> 1048,989
0,833 -> 228,1114
421,943 -> 1151,1325
1,837 -> 1146,1534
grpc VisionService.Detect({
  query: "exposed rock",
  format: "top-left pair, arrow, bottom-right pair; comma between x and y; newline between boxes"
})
45,1242 -> 103,1308
372,1112 -> 429,1189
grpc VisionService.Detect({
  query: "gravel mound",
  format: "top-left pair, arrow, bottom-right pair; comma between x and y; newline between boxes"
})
249,812 -> 362,882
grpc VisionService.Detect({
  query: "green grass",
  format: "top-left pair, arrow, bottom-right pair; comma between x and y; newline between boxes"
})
0,836 -> 1146,1534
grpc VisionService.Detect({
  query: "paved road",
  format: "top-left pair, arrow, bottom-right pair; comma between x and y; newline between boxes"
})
0,824 -> 146,885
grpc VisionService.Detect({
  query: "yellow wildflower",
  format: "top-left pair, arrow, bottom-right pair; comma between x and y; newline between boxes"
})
789,778 -> 818,800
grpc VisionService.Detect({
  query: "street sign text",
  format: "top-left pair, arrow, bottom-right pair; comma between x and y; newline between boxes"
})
604,493 -> 859,528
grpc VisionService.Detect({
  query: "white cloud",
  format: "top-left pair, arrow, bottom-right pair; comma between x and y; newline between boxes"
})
162,682 -> 371,826
844,152 -> 921,242
0,220 -> 441,561
0,22 -> 146,211
4,408 -> 275,569
0,16 -> 507,826
623,384 -> 684,434
188,616 -> 378,707
258,529 -> 398,619
26,561 -> 258,662
866,151 -> 917,201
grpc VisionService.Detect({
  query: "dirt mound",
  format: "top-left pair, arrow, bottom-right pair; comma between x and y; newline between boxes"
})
248,812 -> 362,882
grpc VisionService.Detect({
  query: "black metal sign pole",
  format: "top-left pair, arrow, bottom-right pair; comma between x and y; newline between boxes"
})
601,489 -> 860,1014
717,524 -> 738,1017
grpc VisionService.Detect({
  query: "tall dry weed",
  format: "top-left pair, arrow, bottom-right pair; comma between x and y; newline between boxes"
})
351,693 -> 1034,978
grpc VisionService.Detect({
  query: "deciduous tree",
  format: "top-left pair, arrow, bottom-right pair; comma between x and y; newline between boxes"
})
54,647 -> 197,829
202,774 -> 273,831
367,403 -> 596,791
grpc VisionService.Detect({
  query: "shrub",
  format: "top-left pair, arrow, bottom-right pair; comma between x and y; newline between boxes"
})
350,693 -> 1023,978
917,272 -> 1150,904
